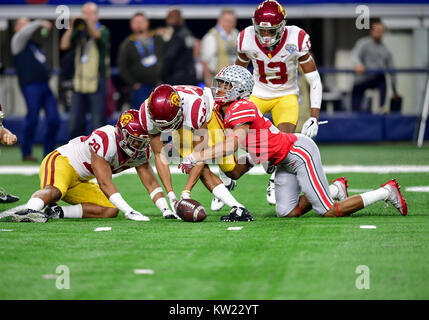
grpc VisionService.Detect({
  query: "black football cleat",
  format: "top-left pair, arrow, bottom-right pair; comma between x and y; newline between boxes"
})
221,206 -> 254,222
0,189 -> 19,204
12,209 -> 49,223
44,203 -> 64,219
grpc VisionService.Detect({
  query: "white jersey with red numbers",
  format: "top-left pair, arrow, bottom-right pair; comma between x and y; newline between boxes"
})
140,86 -> 214,135
222,99 -> 297,165
236,25 -> 311,99
56,125 -> 151,180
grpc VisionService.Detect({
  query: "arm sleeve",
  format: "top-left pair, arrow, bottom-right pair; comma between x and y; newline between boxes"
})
11,20 -> 42,55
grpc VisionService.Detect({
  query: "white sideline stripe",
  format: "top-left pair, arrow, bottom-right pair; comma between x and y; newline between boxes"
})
0,229 -> 13,232
94,227 -> 112,232
360,225 -> 377,229
405,186 -> 429,192
1,165 -> 429,175
134,269 -> 154,275
228,226 -> 243,231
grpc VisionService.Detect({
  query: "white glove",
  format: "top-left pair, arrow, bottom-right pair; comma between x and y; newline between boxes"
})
126,211 -> 150,221
167,191 -> 178,213
301,117 -> 319,139
162,209 -> 181,220
181,190 -> 191,200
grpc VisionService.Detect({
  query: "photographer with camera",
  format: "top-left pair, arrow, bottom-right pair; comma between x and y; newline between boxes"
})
60,1 -> 110,138
11,17 -> 60,162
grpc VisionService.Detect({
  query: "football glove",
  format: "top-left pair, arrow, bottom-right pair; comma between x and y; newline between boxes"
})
178,153 -> 197,174
162,208 -> 181,220
181,190 -> 191,200
125,210 -> 150,221
301,117 -> 319,139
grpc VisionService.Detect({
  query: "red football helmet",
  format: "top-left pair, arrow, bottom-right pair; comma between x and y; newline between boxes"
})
253,0 -> 286,48
116,109 -> 149,158
147,84 -> 183,131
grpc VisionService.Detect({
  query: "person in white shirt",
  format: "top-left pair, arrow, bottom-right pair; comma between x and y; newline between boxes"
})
200,9 -> 239,87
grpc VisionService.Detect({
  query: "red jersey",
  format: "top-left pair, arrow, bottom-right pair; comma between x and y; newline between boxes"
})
222,99 -> 297,165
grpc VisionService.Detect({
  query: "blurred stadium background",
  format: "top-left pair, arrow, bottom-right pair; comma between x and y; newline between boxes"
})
0,0 -> 428,145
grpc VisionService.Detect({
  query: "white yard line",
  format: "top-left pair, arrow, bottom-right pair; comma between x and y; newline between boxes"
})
1,165 -> 429,175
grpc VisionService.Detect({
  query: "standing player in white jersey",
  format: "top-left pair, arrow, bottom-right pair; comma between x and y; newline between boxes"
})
10,109 -> 176,222
139,84 -> 254,221
235,0 -> 324,206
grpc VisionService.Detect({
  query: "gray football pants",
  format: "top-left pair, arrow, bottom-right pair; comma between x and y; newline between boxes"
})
275,134 -> 334,217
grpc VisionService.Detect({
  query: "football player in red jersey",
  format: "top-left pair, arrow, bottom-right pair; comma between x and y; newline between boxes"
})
6,109 -> 176,222
235,0 -> 323,206
179,65 -> 407,220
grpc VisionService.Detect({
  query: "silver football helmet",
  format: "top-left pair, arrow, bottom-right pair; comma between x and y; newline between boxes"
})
212,65 -> 255,105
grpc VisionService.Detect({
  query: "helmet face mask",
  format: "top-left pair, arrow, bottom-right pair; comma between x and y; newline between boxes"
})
212,65 -> 254,106
253,0 -> 287,48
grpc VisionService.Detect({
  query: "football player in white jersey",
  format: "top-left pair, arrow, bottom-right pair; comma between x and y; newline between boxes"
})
10,109 -> 177,222
235,0 -> 324,206
139,84 -> 253,220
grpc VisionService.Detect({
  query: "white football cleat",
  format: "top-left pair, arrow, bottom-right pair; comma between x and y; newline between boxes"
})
266,179 -> 276,205
126,211 -> 150,221
163,209 -> 181,220
211,196 -> 225,211
330,177 -> 349,201
381,179 -> 408,216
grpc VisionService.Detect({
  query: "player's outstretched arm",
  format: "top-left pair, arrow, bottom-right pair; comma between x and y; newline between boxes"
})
179,125 -> 249,174
90,149 -> 147,221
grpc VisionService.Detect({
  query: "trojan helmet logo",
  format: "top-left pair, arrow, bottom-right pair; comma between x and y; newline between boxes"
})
120,112 -> 134,127
278,3 -> 286,17
170,92 -> 181,108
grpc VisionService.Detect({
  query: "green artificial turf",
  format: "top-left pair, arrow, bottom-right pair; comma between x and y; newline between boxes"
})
1,143 -> 429,299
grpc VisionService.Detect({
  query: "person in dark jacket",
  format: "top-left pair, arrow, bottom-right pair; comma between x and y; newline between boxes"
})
11,17 -> 60,161
161,8 -> 197,86
118,12 -> 165,108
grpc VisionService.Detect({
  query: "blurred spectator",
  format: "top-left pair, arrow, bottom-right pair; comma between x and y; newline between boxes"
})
161,7 -> 197,85
118,12 -> 165,109
60,1 -> 110,138
11,17 -> 60,161
200,9 -> 238,87
351,21 -> 400,112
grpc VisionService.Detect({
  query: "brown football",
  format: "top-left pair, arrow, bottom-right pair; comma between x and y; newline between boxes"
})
175,199 -> 207,222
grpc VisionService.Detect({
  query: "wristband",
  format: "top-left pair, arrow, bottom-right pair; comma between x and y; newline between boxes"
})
109,193 -> 133,214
